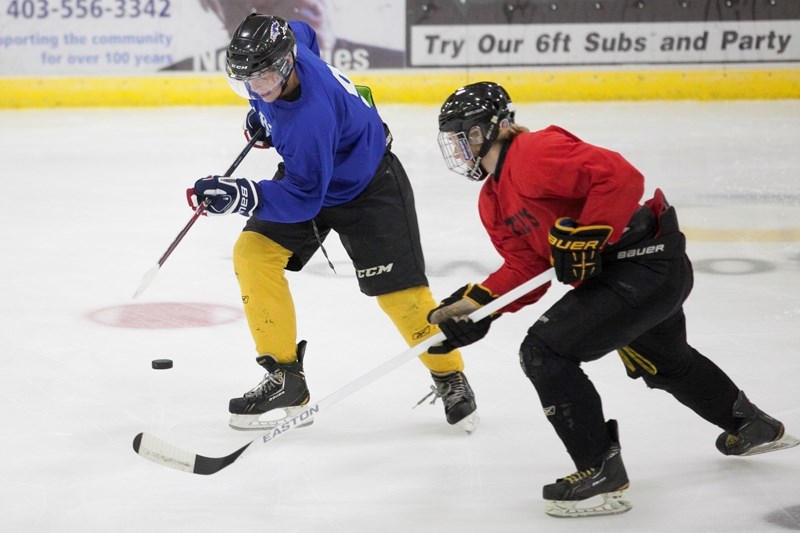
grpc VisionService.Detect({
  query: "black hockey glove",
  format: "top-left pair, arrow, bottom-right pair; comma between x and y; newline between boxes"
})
188,176 -> 261,217
548,217 -> 612,284
428,284 -> 497,352
243,108 -> 272,149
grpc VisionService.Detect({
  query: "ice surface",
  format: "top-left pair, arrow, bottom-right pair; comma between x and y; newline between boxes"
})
1,100 -> 798,532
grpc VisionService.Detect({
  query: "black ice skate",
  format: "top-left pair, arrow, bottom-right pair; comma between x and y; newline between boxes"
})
716,391 -> 799,456
543,420 -> 632,518
416,371 -> 479,433
228,341 -> 312,431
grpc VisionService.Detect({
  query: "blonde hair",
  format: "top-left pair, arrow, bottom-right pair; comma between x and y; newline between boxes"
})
497,123 -> 529,142
468,122 -> 528,152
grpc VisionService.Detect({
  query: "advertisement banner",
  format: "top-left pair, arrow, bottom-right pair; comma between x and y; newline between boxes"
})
0,1 -> 225,74
408,0 -> 800,67
169,1 -> 405,72
0,1 -> 405,75
2,0 -> 799,77
410,21 -> 799,67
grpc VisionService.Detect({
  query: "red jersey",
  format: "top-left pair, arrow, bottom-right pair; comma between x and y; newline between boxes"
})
479,125 -> 644,313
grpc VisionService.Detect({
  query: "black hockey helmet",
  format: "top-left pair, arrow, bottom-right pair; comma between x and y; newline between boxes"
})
437,82 -> 515,180
226,14 -> 297,101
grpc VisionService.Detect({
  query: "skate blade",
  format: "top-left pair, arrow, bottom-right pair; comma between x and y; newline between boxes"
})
228,406 -> 314,431
457,412 -> 480,434
740,433 -> 800,456
545,490 -> 632,518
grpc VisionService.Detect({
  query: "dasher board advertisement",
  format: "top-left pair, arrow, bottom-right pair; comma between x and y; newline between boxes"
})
0,1 -> 404,75
407,0 -> 800,67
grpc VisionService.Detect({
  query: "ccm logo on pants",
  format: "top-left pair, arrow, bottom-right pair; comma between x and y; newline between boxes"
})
357,263 -> 394,278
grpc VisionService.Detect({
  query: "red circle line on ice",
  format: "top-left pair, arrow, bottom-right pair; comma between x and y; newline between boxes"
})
85,302 -> 243,329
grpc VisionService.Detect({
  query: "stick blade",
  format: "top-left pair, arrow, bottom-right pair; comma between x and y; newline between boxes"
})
132,432 -> 252,475
133,432 -> 197,473
132,264 -> 160,299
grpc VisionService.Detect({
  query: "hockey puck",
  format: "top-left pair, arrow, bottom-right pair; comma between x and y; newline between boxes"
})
151,359 -> 173,370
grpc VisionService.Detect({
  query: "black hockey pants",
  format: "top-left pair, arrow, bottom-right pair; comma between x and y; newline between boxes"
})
242,150 -> 428,297
519,205 -> 740,470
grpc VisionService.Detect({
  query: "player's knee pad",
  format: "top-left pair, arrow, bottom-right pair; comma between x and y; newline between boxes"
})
519,333 -> 573,385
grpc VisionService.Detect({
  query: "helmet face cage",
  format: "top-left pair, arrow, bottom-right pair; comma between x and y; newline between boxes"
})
437,124 -> 489,181
437,82 -> 515,181
226,14 -> 297,101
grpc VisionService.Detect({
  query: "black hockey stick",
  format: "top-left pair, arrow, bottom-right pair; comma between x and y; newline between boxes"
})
132,268 -> 556,475
132,129 -> 263,299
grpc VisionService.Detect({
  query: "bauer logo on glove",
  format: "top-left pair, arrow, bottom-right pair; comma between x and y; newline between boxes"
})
187,176 -> 262,217
548,217 -> 612,284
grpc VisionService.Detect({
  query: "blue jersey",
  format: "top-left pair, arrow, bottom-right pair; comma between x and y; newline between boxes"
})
249,21 -> 387,223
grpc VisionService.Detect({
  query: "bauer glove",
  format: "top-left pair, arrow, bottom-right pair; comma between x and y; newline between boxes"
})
428,284 -> 497,351
188,176 -> 261,217
548,217 -> 612,284
243,108 -> 271,149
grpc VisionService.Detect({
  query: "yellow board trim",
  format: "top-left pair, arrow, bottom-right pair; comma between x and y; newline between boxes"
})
2,68 -> 799,108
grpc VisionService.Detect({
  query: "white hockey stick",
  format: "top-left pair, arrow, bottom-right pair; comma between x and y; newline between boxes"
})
132,268 -> 556,475
132,130 -> 262,299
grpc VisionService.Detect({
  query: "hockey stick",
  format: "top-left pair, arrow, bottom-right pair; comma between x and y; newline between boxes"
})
132,268 -> 556,475
132,129 -> 263,299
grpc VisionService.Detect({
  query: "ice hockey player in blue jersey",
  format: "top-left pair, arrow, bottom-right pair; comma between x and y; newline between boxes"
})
188,14 -> 479,433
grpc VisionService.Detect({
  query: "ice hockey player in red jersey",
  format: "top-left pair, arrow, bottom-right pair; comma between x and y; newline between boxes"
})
427,81 -> 798,517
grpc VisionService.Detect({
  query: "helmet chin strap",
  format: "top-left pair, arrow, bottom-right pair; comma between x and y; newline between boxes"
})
277,76 -> 291,99
276,52 -> 298,100
467,152 -> 487,181
468,115 -> 501,180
